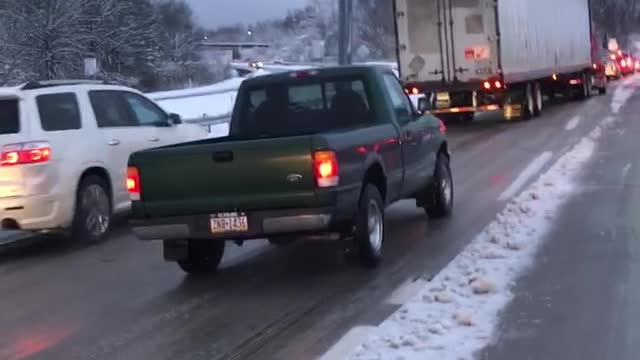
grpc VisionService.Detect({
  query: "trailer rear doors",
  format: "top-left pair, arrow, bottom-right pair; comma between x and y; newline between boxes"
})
395,0 -> 499,86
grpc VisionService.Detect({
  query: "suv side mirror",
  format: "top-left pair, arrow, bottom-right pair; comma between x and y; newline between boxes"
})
417,97 -> 431,113
168,113 -> 182,125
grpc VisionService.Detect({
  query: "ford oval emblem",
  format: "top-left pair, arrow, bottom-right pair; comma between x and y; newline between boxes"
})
286,174 -> 303,182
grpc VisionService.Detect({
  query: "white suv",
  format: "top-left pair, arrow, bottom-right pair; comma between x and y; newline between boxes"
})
0,80 -> 208,241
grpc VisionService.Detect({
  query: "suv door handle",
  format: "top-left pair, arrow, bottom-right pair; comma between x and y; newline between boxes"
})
149,136 -> 159,142
108,139 -> 120,146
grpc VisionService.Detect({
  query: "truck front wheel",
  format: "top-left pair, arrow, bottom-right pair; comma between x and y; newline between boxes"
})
177,239 -> 225,275
353,184 -> 385,268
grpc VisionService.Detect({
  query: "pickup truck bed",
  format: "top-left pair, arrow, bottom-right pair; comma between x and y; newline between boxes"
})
128,66 -> 453,274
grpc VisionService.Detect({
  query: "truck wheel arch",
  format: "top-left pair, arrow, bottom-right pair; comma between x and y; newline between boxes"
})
362,162 -> 387,206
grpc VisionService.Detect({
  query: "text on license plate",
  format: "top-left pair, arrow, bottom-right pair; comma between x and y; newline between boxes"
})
210,212 -> 248,233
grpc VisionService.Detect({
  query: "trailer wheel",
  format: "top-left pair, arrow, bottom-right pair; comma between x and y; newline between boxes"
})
522,83 -> 534,120
533,82 -> 543,117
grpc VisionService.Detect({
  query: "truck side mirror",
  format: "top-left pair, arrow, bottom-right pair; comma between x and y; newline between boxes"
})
417,97 -> 431,113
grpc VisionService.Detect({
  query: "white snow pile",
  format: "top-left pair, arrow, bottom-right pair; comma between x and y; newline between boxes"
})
348,118 -> 615,360
611,73 -> 640,114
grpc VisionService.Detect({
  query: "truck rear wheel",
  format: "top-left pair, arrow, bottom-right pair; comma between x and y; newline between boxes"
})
177,240 -> 225,275
533,82 -> 543,117
353,184 -> 385,268
523,83 -> 534,120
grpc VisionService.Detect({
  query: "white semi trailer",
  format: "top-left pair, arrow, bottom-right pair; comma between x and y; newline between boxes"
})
394,0 -> 607,121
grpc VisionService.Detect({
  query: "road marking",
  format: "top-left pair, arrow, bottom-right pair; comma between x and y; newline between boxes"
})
498,151 -> 553,201
319,325 -> 376,360
565,115 -> 581,131
385,277 -> 429,305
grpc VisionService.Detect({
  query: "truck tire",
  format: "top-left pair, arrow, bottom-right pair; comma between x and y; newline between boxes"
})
423,153 -> 454,218
178,240 -> 225,275
533,82 -> 543,117
71,175 -> 112,243
575,73 -> 591,101
523,83 -> 534,120
353,184 -> 385,268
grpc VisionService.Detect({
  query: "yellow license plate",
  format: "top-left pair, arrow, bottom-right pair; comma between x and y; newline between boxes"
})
210,212 -> 248,233
435,92 -> 451,109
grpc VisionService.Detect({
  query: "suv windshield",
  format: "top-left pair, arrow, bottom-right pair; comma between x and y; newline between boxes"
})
235,76 -> 374,139
0,98 -> 20,134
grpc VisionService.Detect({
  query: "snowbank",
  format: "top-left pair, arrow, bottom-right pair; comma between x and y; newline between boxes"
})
147,77 -> 244,101
611,74 -> 640,114
347,115 -> 618,359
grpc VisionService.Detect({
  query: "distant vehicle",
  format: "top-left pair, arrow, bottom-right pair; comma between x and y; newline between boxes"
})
0,80 -> 207,242
394,0 -> 604,121
129,66 -> 453,274
602,55 -> 622,79
611,51 -> 635,76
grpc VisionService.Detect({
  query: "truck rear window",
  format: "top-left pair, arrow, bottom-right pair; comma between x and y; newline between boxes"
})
0,99 -> 19,134
235,77 -> 374,139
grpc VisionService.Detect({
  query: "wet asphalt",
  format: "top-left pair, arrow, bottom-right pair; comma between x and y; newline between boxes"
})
0,82 -> 625,360
480,81 -> 640,360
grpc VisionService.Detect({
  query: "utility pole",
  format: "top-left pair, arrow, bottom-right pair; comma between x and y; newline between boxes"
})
338,0 -> 353,65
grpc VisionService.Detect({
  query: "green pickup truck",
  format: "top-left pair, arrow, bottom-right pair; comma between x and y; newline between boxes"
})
128,66 -> 453,274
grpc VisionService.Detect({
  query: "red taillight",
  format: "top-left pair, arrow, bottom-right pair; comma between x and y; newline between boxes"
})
621,59 -> 627,67
313,150 -> 339,188
127,166 -> 141,201
494,80 -> 502,89
439,119 -> 447,134
483,81 -> 491,89
411,87 -> 420,95
592,63 -> 598,69
0,142 -> 51,166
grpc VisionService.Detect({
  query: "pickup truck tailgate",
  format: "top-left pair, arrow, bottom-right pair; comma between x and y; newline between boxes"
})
135,136 -> 317,217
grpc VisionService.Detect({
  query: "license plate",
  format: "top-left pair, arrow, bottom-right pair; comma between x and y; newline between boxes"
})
210,212 -> 248,233
435,92 -> 451,109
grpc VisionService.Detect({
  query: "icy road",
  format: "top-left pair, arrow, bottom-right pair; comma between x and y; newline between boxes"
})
1,76 -> 639,360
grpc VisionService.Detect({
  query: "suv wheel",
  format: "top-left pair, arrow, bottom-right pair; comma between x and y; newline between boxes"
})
72,175 -> 111,242
353,184 -> 385,268
423,153 -> 454,218
178,240 -> 225,275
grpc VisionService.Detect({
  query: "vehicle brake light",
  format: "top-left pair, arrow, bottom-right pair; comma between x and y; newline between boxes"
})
126,166 -> 141,201
411,87 -> 420,95
313,150 -> 339,188
494,80 -> 502,89
439,119 -> 447,134
552,73 -> 558,80
622,59 -> 627,67
0,142 -> 51,166
483,81 -> 491,89
592,63 -> 598,69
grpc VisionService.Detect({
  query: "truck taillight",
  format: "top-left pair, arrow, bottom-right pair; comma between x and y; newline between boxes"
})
127,166 -> 141,201
439,119 -> 447,134
0,142 -> 51,166
313,150 -> 339,188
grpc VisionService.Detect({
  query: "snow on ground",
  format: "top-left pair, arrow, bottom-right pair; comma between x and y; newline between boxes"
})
155,91 -> 236,121
207,122 -> 230,138
347,113 -> 625,359
611,74 -> 640,114
147,77 -> 244,101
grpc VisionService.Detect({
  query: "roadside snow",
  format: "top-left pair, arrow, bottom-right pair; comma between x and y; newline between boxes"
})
347,116 -> 616,360
611,74 -> 640,114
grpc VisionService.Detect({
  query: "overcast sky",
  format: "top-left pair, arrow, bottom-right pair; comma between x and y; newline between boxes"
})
185,0 -> 309,28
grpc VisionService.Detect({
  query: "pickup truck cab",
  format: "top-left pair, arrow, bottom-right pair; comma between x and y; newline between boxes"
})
128,66 -> 453,274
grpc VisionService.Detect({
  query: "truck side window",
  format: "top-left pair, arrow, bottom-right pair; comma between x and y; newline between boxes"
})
382,73 -> 414,122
